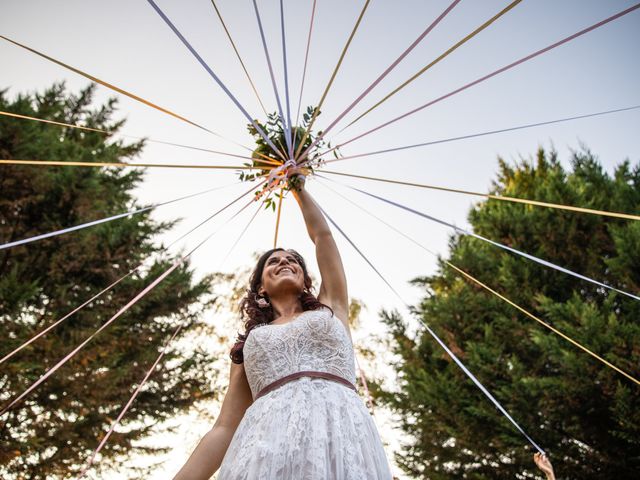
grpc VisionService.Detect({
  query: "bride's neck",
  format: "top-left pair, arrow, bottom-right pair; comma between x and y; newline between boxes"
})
270,294 -> 303,320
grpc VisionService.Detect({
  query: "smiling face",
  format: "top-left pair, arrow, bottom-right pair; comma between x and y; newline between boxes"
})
258,250 -> 306,298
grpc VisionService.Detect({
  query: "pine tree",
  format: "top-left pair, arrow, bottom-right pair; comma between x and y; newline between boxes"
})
0,83 -> 222,478
375,148 -> 640,479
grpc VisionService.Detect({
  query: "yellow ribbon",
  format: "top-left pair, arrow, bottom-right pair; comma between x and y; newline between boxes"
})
0,35 -> 217,136
293,0 -> 371,161
210,0 -> 269,117
316,178 -> 640,386
0,110 -> 108,134
446,261 -> 640,386
317,169 -> 640,221
0,159 -> 273,171
273,188 -> 285,248
343,0 -> 524,130
0,110 -> 280,166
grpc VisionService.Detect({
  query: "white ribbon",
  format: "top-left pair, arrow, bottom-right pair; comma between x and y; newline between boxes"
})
266,158 -> 297,192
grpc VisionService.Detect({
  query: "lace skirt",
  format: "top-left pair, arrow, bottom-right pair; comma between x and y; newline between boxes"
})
217,376 -> 392,479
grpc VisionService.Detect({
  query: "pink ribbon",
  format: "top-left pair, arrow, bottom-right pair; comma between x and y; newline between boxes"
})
265,159 -> 297,192
296,0 -> 462,163
78,324 -> 185,477
0,183 -> 263,369
328,2 -> 640,155
355,354 -> 375,412
0,260 -> 184,417
0,187 -> 262,417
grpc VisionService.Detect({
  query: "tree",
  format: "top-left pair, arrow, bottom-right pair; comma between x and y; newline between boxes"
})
0,83 -> 222,478
374,148 -> 640,479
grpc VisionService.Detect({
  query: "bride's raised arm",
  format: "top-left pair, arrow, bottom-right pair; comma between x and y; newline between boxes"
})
290,172 -> 348,322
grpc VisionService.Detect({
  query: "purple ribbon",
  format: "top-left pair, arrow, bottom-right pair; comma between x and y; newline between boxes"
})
327,3 -> 640,155
318,199 -> 545,454
322,105 -> 640,163
146,0 -> 285,161
280,0 -> 294,158
297,0 -> 462,163
251,0 -> 292,158
324,176 -> 640,302
0,183 -> 236,251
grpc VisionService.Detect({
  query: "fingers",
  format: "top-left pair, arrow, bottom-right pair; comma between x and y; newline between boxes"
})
282,163 -> 311,194
288,166 -> 309,177
533,452 -> 547,467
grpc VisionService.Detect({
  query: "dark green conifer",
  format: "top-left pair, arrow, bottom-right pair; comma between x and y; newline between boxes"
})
0,84 -> 221,478
375,148 -> 640,479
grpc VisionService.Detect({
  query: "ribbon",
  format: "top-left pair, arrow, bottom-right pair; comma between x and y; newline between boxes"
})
280,0 -> 294,159
0,182 -> 236,251
317,169 -> 640,222
0,159 -> 269,170
316,177 -> 640,388
0,259 -> 183,417
0,267 -> 137,366
342,0 -> 524,131
146,0 -> 286,162
167,181 -> 266,249
326,178 -> 640,302
77,192 -> 266,477
273,188 -> 285,248
250,0 -> 292,159
355,354 -> 375,411
78,322 -> 185,477
0,185 -> 262,414
319,105 -> 640,164
325,3 -> 640,155
209,0 -> 268,117
0,110 -> 260,157
295,0 -> 318,128
215,192 -> 272,271
0,35 -> 222,139
293,0 -> 372,161
423,323 -> 546,454
297,0 -> 462,163
319,206 -> 405,303
318,199 -> 545,454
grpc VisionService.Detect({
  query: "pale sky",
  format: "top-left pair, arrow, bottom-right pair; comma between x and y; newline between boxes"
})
2,0 -> 639,478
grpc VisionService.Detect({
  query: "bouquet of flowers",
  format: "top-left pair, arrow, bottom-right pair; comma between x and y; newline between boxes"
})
238,106 -> 339,210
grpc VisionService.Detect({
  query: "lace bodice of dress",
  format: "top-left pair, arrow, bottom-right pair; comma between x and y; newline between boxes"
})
243,307 -> 357,400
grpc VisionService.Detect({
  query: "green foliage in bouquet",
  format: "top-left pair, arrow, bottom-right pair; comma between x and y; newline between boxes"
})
239,106 -> 338,211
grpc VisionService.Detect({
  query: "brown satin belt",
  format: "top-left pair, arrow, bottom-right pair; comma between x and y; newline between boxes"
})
254,370 -> 357,400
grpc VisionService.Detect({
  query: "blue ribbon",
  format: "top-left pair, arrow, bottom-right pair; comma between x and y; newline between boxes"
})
279,0 -> 294,158
327,105 -> 640,162
0,183 -> 236,251
251,0 -> 292,159
146,0 -> 285,162
319,200 -> 545,454
330,179 -> 640,302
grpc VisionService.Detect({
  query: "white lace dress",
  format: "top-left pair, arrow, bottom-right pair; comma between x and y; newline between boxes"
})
217,307 -> 392,479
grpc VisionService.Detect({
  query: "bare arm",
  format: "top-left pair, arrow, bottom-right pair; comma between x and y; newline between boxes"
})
290,173 -> 348,323
173,361 -> 253,480
534,453 -> 556,480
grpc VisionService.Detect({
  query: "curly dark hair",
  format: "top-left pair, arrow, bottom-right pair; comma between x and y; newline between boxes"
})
230,248 -> 332,364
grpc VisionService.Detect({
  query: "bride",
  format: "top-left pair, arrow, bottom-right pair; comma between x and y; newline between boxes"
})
173,169 -> 392,479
